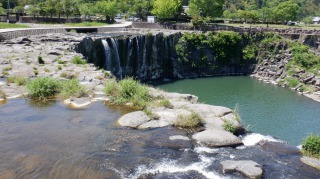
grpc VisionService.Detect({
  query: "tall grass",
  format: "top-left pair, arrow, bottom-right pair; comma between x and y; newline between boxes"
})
26,77 -> 60,100
6,76 -> 28,86
71,56 -> 87,65
59,78 -> 87,98
104,78 -> 152,109
174,111 -> 202,128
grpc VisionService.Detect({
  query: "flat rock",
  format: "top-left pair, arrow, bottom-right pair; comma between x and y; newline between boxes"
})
118,111 -> 150,128
63,98 -> 92,108
192,129 -> 243,147
220,160 -> 263,179
301,156 -> 320,170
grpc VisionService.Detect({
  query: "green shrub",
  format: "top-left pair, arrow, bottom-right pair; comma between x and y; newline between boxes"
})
34,70 -> 39,76
243,45 -> 256,61
174,111 -> 202,128
26,77 -> 61,100
222,120 -> 236,134
3,66 -> 12,71
38,56 -> 45,64
57,65 -> 62,70
2,71 -> 9,75
60,79 -> 87,98
104,78 -> 152,109
159,99 -> 173,108
285,77 -> 300,88
302,134 -> 320,158
71,56 -> 87,65
6,76 -> 28,86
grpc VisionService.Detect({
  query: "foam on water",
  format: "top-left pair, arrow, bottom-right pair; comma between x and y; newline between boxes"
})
242,133 -> 281,146
127,155 -> 227,179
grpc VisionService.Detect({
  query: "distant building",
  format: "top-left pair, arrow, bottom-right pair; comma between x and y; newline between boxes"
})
147,16 -> 156,23
313,17 -> 320,24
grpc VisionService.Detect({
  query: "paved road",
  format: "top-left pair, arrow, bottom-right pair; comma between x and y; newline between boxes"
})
0,21 -> 132,33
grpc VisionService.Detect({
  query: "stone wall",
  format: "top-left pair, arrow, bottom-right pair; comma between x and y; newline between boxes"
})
0,27 -> 128,41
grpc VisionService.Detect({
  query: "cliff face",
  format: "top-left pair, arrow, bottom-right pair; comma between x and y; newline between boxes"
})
75,31 -> 263,80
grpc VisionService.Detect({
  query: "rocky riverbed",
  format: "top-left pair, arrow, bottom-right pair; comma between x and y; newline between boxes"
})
0,31 -> 320,178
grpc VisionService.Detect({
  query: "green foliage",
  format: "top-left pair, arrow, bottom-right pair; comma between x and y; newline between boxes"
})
188,0 -> 224,18
0,3 -> 6,15
2,71 -> 9,75
208,31 -> 242,66
60,78 -> 87,98
71,56 -> 87,65
174,111 -> 202,128
95,0 -> 118,23
44,68 -> 50,73
57,65 -> 62,70
273,1 -> 299,22
243,44 -> 257,61
58,59 -> 65,64
13,6 -> 24,13
38,56 -> 45,64
159,99 -> 173,109
104,78 -> 152,109
285,77 -> 300,88
302,134 -> 320,159
152,0 -> 183,21
26,77 -> 61,100
222,120 -> 236,134
6,76 -> 28,86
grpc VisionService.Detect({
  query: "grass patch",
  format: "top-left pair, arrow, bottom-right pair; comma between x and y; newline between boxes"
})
144,108 -> 160,120
285,77 -> 300,88
71,56 -> 87,65
44,68 -> 50,73
26,77 -> 61,100
65,21 -> 107,27
158,99 -> 173,108
6,76 -> 28,86
60,72 -> 77,79
174,111 -> 202,128
58,59 -> 65,64
57,65 -> 62,70
0,22 -> 30,29
302,134 -> 320,159
104,78 -> 152,109
222,120 -> 236,134
2,71 -> 9,75
59,78 -> 88,98
3,66 -> 12,71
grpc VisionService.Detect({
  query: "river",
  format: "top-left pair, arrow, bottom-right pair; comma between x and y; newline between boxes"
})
153,76 -> 320,146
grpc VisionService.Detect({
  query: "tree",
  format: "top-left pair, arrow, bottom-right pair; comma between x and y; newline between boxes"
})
188,0 -> 225,18
95,0 -> 118,23
273,0 -> 299,22
0,3 -> 5,15
258,7 -> 273,23
152,0 -> 183,21
13,6 -> 25,13
129,0 -> 153,20
44,0 -> 57,18
27,5 -> 41,17
78,3 -> 94,19
62,0 -> 73,18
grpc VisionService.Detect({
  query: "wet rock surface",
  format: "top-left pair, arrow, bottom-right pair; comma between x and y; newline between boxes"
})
220,160 -> 263,179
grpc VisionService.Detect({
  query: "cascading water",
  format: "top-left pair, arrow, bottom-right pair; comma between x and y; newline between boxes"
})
102,39 -> 111,71
110,38 -> 122,79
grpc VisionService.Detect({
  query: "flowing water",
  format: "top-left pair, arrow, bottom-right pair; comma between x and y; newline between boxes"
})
1,92 -> 320,178
153,76 -> 320,146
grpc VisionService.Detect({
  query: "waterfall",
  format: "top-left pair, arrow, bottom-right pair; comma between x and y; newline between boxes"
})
102,39 -> 111,71
101,38 -> 123,79
110,38 -> 122,79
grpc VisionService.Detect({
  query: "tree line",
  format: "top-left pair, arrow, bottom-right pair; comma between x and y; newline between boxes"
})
0,0 -> 320,24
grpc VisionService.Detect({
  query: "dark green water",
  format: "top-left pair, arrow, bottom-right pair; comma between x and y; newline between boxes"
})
154,76 -> 320,146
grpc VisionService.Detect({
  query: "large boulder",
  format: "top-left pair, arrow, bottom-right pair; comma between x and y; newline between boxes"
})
192,129 -> 243,147
220,160 -> 263,179
118,111 -> 150,128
